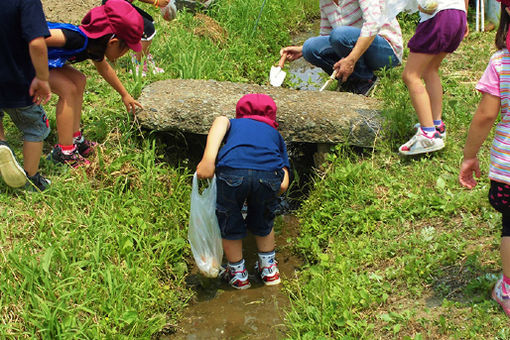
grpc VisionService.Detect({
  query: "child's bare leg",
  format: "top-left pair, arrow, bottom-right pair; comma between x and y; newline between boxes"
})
222,239 -> 243,263
22,141 -> 43,176
423,52 -> 448,122
0,122 -> 5,140
502,237 -> 510,278
49,66 -> 86,145
402,52 -> 438,128
135,40 -> 151,62
255,229 -> 275,253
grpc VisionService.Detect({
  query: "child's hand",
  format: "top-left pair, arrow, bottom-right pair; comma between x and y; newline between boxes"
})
29,77 -> 51,105
122,94 -> 143,115
196,159 -> 215,179
459,157 -> 481,189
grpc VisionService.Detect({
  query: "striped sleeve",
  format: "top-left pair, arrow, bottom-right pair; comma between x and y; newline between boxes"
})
320,1 -> 333,35
359,0 -> 384,37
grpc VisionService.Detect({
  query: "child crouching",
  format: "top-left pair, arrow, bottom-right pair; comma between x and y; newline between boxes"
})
196,94 -> 290,289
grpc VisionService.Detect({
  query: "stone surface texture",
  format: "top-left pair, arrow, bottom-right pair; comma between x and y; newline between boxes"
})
137,79 -> 382,147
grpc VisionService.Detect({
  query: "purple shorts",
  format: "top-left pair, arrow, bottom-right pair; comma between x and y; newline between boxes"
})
408,9 -> 467,54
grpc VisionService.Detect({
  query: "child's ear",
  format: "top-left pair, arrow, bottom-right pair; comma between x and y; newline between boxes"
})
108,37 -> 120,47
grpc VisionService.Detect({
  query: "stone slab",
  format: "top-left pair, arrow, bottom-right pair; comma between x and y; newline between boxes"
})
137,79 -> 382,147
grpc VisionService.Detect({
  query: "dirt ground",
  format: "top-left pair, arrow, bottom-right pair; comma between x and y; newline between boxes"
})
41,0 -> 100,24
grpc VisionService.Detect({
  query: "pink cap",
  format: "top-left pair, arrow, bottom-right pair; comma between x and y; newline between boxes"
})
80,0 -> 144,52
498,0 -> 510,6
235,94 -> 278,129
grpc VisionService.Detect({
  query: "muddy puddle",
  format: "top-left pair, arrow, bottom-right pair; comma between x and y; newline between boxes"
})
286,22 -> 328,91
163,215 -> 302,340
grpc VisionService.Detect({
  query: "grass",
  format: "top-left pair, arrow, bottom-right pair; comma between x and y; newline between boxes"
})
1,0 -> 505,338
284,15 -> 509,340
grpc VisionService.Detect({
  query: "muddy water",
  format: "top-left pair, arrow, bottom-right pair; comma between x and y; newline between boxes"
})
286,22 -> 328,91
164,215 -> 302,340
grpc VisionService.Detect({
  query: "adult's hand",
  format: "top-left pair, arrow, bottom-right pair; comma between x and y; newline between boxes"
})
333,56 -> 356,82
280,46 -> 303,62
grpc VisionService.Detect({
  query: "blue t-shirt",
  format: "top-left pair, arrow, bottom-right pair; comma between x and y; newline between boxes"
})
216,118 -> 290,171
0,0 -> 50,108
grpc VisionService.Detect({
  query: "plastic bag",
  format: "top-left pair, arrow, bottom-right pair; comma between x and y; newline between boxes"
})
160,0 -> 177,21
379,0 -> 419,25
188,173 -> 223,278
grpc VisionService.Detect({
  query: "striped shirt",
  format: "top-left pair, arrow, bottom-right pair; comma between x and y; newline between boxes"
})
476,49 -> 510,185
319,0 -> 403,62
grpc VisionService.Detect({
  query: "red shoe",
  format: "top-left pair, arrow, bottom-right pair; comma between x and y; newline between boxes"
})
255,260 -> 281,286
219,265 -> 251,290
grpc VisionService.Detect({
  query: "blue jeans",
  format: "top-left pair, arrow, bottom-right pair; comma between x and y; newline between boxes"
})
302,26 -> 400,80
215,167 -> 284,240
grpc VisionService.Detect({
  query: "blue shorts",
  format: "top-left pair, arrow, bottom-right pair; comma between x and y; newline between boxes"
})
215,167 -> 284,240
0,105 -> 50,142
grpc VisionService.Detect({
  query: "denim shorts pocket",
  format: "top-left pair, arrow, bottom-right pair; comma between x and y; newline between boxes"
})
259,177 -> 281,193
217,173 -> 243,187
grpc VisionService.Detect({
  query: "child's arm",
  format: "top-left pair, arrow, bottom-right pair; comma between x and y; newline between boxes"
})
280,167 -> 289,195
45,29 -> 66,48
92,59 -> 143,114
196,116 -> 230,179
459,93 -> 500,189
137,0 -> 170,7
28,37 -> 51,105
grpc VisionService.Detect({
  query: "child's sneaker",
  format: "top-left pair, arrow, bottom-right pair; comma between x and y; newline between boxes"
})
145,53 -> 165,75
75,138 -> 97,158
25,172 -> 51,192
48,145 -> 90,168
255,259 -> 281,286
399,129 -> 445,156
0,141 -> 27,188
219,264 -> 251,290
492,276 -> 510,317
413,122 -> 447,139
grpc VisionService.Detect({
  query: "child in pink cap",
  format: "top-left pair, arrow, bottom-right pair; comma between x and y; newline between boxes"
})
196,93 -> 290,289
459,0 -> 510,318
44,0 -> 144,167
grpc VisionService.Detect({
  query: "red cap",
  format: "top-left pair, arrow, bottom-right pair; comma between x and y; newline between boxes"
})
79,0 -> 144,52
498,0 -> 510,6
235,94 -> 278,129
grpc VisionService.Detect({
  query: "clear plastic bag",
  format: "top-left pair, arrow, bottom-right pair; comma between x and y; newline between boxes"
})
188,173 -> 223,278
160,0 -> 177,21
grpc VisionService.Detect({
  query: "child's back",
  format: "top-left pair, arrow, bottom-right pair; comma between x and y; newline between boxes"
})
196,94 -> 290,289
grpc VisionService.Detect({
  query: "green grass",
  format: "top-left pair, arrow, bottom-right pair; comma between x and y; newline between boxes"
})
284,19 -> 508,340
1,0 -> 505,338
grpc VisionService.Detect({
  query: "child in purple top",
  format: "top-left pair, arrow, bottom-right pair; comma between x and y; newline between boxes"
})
196,93 -> 290,289
399,0 -> 468,155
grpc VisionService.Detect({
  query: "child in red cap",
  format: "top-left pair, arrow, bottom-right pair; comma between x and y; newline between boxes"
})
44,0 -> 144,167
196,93 -> 290,289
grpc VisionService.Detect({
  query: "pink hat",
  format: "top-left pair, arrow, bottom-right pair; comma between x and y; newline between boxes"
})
235,94 -> 278,129
498,0 -> 510,6
80,0 -> 144,52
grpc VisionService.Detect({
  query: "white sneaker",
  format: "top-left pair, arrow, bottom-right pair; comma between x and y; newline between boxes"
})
399,129 -> 444,156
0,142 -> 27,188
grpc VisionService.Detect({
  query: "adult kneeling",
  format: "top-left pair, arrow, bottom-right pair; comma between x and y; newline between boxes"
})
281,0 -> 403,96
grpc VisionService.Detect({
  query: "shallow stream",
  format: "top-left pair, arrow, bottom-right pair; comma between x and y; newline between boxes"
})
163,215 -> 302,339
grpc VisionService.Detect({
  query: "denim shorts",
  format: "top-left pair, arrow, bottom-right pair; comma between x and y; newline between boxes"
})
0,105 -> 50,142
216,167 -> 284,240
